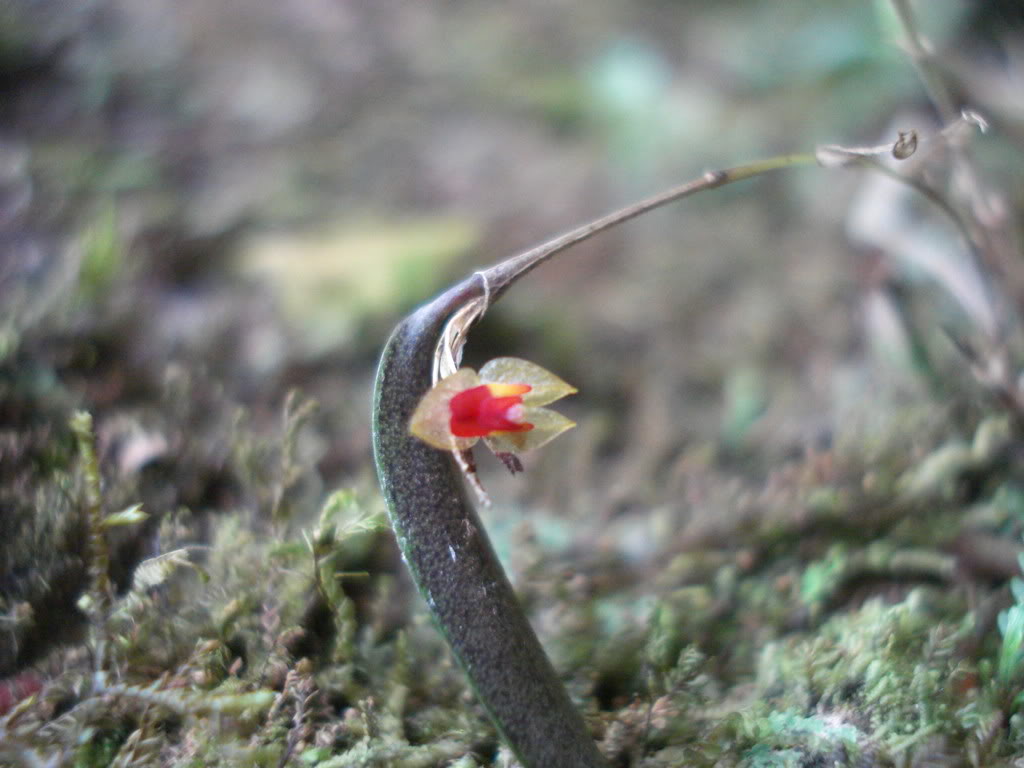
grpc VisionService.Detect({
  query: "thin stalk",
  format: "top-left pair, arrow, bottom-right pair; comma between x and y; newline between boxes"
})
70,411 -> 114,677
888,0 -> 1006,330
485,153 -> 816,303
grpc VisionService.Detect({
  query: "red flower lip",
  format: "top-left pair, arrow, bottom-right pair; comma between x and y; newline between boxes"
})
450,384 -> 535,437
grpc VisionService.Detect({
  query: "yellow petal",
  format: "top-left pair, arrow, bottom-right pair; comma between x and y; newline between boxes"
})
485,382 -> 532,397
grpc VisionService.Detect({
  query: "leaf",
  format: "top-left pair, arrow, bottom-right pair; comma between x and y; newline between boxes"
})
479,358 -> 577,407
408,368 -> 481,451
484,407 -> 575,454
101,503 -> 148,528
130,548 -> 208,593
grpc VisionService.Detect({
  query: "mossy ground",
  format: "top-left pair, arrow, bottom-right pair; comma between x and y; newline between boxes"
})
3,2 -> 1024,766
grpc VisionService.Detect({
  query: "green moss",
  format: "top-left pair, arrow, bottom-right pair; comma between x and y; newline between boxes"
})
73,727 -> 129,768
751,590 -> 970,762
77,203 -> 123,305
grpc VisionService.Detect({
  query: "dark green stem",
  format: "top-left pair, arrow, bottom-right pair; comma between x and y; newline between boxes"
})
374,277 -> 607,767
372,155 -> 815,766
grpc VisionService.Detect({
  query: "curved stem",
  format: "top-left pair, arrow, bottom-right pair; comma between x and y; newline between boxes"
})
371,153 -> 814,766
374,281 -> 607,767
484,153 -> 816,303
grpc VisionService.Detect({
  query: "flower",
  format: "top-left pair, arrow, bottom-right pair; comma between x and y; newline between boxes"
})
409,357 -> 577,454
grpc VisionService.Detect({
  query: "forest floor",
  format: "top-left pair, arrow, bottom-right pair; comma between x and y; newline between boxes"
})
3,2 -> 1024,766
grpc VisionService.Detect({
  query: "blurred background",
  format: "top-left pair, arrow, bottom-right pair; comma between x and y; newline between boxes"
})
5,0 -> 1021,472
3,0 -> 1024,763
5,0 -> 1022,502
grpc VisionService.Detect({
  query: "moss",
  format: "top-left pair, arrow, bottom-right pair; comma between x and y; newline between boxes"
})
2,3 -> 1022,764
11,311 -> 1024,767
74,727 -> 130,768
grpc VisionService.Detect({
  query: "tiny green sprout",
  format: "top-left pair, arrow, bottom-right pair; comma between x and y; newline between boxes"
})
998,578 -> 1024,687
100,503 -> 148,528
408,357 -> 577,456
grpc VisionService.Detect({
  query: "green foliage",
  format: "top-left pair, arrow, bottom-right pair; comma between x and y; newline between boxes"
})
720,366 -> 767,449
74,727 -> 129,768
740,710 -> 862,765
1,466 -> 483,765
748,590 -> 971,763
77,202 -> 123,305
271,390 -> 320,528
800,545 -> 848,609
69,410 -> 115,617
8,400 -> 491,765
999,585 -> 1024,682
99,504 -> 148,528
997,566 -> 1024,707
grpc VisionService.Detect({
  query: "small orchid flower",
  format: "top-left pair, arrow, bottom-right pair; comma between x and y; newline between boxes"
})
409,357 -> 577,456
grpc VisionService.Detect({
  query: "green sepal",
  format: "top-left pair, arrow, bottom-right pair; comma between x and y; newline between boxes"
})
408,368 -> 481,451
484,407 -> 575,454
